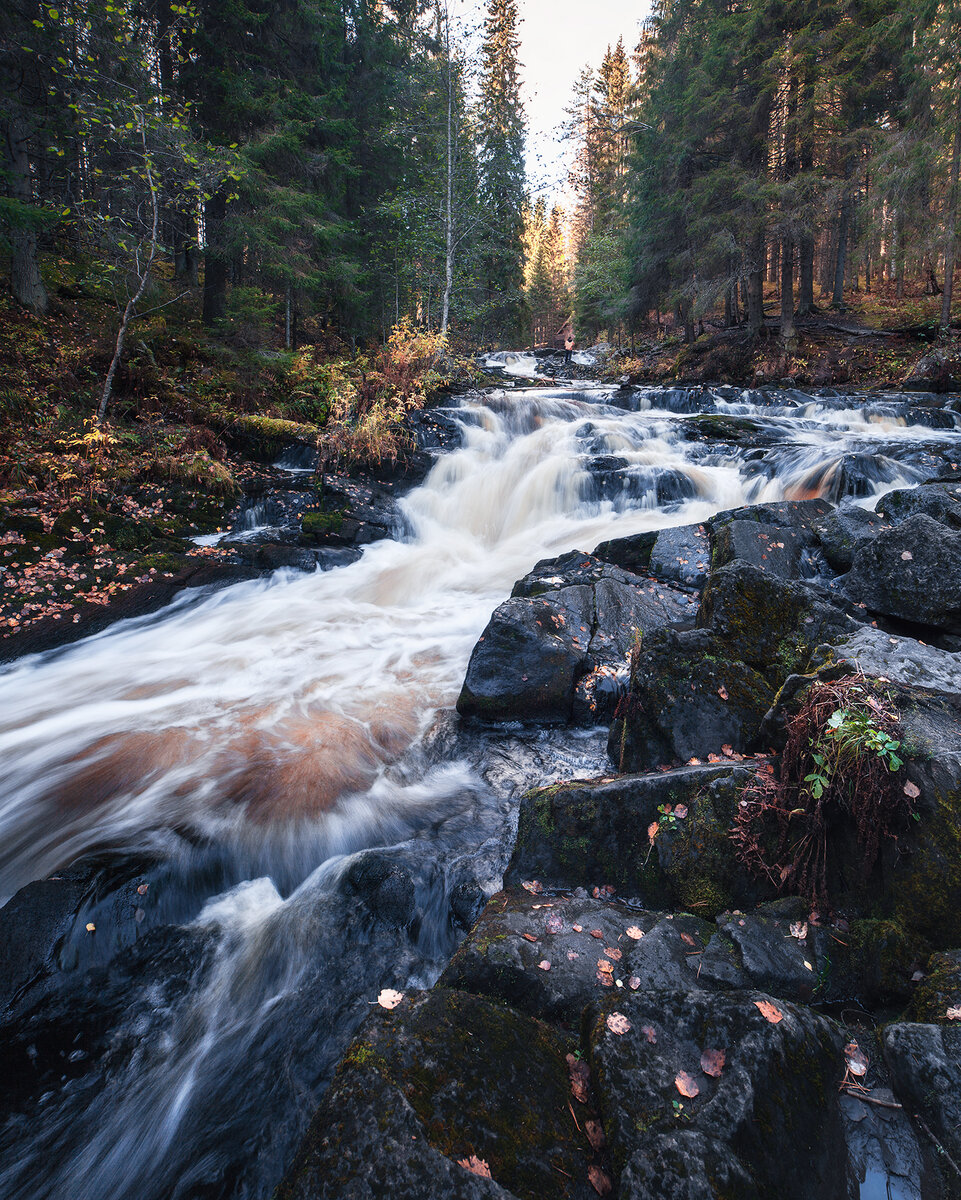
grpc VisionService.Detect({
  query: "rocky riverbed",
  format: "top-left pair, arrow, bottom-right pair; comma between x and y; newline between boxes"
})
4,379 -> 961,1199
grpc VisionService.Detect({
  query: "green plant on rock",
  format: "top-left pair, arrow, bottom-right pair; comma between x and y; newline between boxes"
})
732,673 -> 914,904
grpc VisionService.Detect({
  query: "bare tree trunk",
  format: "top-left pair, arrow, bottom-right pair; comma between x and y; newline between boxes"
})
781,236 -> 795,342
4,114 -> 49,315
747,235 -> 765,336
202,190 -> 228,325
941,95 -> 961,336
98,126 -> 160,423
832,172 -> 853,310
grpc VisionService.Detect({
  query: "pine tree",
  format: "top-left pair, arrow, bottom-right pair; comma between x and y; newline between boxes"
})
476,0 -> 527,343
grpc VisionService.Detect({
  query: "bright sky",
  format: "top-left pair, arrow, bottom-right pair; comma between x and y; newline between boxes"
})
516,0 -> 652,199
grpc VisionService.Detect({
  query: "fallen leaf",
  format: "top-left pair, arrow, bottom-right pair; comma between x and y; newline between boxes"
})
717,686 -> 729,701
85,922 -> 96,933
588,1165 -> 612,1196
538,960 -> 551,971
803,960 -> 813,971
546,914 -> 564,935
626,926 -> 644,940
585,1119 -> 606,1151
605,947 -> 623,961
721,744 -> 734,757
590,929 -> 604,940
674,804 -> 688,819
946,1007 -> 961,1020
675,1070 -> 700,1098
901,551 -> 914,561
136,883 -> 149,895
700,1048 -> 726,1077
522,880 -> 543,894
458,1156 -> 492,1178
754,1000 -> 783,1024
845,1042 -> 869,1077
596,971 -> 614,986
629,976 -> 642,991
680,932 -> 697,947
606,1012 -> 632,1035
567,1053 -> 591,1102
903,781 -> 920,799
567,950 -> 580,961
523,933 -> 538,943
688,756 -> 702,765
789,921 -> 808,940
647,821 -> 659,844
597,959 -> 614,975
572,924 -> 583,933
377,989 -> 404,1010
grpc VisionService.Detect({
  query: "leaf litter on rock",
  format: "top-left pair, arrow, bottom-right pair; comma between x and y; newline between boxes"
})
626,925 -> 644,940
377,989 -> 404,1010
606,1012 -> 631,1035
567,1053 -> 590,1103
588,1165 -> 612,1196
675,1070 -> 700,1098
584,1119 -> 605,1151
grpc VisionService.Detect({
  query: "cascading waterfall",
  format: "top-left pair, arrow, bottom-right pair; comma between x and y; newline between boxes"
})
1,382 -> 959,1200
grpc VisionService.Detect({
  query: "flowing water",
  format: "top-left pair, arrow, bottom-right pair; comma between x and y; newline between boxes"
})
1,381 -> 959,1200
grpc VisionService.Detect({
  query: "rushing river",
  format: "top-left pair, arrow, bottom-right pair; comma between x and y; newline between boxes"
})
1,380 -> 958,1200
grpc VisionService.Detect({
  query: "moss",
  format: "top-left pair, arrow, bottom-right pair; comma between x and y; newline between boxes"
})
842,919 -> 921,1004
302,508 -> 345,537
890,778 -> 961,948
909,951 -> 961,1022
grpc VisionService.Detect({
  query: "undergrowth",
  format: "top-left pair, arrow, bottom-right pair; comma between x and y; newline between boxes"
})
732,674 -> 913,904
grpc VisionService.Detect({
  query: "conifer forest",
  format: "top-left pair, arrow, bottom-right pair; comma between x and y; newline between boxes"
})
3,2 -> 961,1199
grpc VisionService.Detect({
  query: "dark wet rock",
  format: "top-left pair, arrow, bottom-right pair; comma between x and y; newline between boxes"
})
591,530 -> 657,575
277,988 -> 597,1200
883,1023 -> 961,1165
609,627 -> 774,771
710,520 -> 809,579
708,498 -> 833,538
301,474 -> 398,547
704,907 -> 827,1004
845,513 -> 961,631
839,1088 -> 928,1200
344,852 -> 416,928
909,950 -> 961,1023
449,882 -> 487,932
585,462 -> 698,509
237,542 -> 320,572
440,892 -> 712,1024
457,555 -> 695,725
506,764 -> 759,917
593,524 -> 711,591
587,989 -> 847,1200
811,505 -> 892,572
0,874 -> 90,1010
877,480 -> 961,530
699,561 -> 859,673
681,412 -> 774,445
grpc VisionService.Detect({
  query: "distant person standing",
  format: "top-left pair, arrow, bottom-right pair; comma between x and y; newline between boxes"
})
564,329 -> 575,365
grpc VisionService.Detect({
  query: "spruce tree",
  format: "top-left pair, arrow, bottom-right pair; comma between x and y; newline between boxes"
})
477,0 -> 527,343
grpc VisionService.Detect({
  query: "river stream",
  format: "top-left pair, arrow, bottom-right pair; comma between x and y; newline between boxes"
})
1,379 -> 958,1200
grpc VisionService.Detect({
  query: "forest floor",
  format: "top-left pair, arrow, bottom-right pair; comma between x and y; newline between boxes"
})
0,255 -> 476,659
614,286 -> 960,389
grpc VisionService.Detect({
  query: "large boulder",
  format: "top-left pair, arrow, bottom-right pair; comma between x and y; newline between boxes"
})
609,627 -> 775,771
587,989 -> 847,1200
276,988 -> 600,1200
593,523 -> 711,590
810,505 -> 893,572
845,513 -> 961,631
883,1023 -> 961,1167
457,553 -> 695,725
506,763 -> 759,916
877,480 -> 961,530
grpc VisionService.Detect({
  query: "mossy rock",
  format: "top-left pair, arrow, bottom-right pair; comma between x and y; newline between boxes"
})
588,988 -> 847,1197
825,919 -> 922,1007
609,627 -> 774,772
909,950 -> 961,1022
301,508 -> 346,538
277,988 -> 598,1200
506,763 -> 758,913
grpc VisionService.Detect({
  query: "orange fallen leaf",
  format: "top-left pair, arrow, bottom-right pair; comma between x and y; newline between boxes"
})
903,781 -> 920,799
946,1006 -> 961,1020
522,880 -> 543,894
458,1155 -> 492,1178
567,1053 -> 591,1102
590,929 -> 604,940
573,924 -> 583,933
755,1000 -> 783,1024
585,1119 -> 606,1151
629,976 -> 642,991
680,932 -> 697,947
700,1048 -> 726,1078
674,804 -> 688,819
605,947 -> 623,961
588,1165 -> 612,1196
522,933 -> 538,943
647,821 -> 659,844
597,959 -> 614,975
606,1012 -> 631,1035
675,1070 -> 700,1098
596,971 -> 613,987
717,686 -> 729,701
